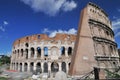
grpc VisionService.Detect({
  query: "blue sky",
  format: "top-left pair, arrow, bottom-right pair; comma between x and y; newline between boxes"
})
0,0 -> 120,55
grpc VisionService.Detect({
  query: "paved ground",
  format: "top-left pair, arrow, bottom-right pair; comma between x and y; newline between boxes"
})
2,71 -> 32,80
0,64 -> 32,80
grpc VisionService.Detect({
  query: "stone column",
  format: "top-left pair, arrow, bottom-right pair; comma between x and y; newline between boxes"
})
48,48 -> 51,56
41,62 -> 44,73
23,50 -> 25,59
59,48 -> 61,57
34,49 -> 37,59
66,62 -> 69,74
14,63 -> 16,70
65,47 -> 68,57
28,62 -> 30,72
11,63 -> 13,70
22,62 -> 24,72
14,54 -> 16,60
59,62 -> 62,71
34,62 -> 37,71
18,63 -> 20,71
28,48 -> 30,59
48,62 -> 51,73
41,47 -> 44,59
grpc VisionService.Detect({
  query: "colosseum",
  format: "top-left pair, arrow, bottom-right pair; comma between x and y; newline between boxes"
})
10,33 -> 76,74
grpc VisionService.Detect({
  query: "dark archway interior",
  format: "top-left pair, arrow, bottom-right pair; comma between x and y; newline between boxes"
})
44,62 -> 48,73
37,47 -> 41,57
62,62 -> 66,72
51,62 -> 59,73
36,62 -> 41,73
30,62 -> 34,72
61,47 -> 65,56
24,63 -> 28,72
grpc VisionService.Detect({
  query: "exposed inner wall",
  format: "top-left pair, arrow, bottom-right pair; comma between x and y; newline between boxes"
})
10,33 -> 76,74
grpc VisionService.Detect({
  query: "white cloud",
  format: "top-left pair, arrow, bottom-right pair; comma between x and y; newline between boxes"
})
3,21 -> 8,25
0,26 -> 5,32
0,20 -> 9,32
112,19 -> 120,31
115,32 -> 120,37
62,0 -> 77,12
112,19 -> 120,37
43,28 -> 51,33
20,0 -> 77,16
0,51 -> 11,57
118,9 -> 120,12
42,28 -> 77,37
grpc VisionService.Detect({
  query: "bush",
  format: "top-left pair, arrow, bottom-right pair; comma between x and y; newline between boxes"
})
0,77 -> 8,80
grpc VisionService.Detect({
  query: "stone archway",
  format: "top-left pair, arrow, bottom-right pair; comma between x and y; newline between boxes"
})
30,62 -> 34,72
62,62 -> 66,72
13,63 -> 15,70
31,47 -> 35,58
61,47 -> 65,56
37,47 -> 41,58
20,63 -> 22,72
25,49 -> 28,59
16,63 -> 18,70
51,62 -> 59,73
24,63 -> 28,72
68,62 -> 71,68
36,62 -> 41,73
44,62 -> 48,73
68,47 -> 72,56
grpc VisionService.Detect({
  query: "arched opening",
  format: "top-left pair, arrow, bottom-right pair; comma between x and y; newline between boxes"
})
30,62 -> 34,72
31,47 -> 35,58
25,43 -> 29,47
36,62 -> 41,73
21,49 -> 24,57
15,50 -> 16,59
44,62 -> 48,73
68,63 -> 71,68
24,63 -> 28,72
68,47 -> 72,56
20,63 -> 22,72
25,49 -> 28,59
44,47 -> 48,57
16,63 -> 18,71
51,62 -> 59,73
61,47 -> 65,56
17,49 -> 19,58
110,46 -> 113,53
13,63 -> 15,70
62,62 -> 66,72
38,35 -> 40,39
37,47 -> 41,58
106,31 -> 109,36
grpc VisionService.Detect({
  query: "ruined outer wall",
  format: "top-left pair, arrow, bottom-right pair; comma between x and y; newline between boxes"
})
69,2 -> 119,77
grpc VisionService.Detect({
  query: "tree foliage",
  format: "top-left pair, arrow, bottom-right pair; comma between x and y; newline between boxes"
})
0,56 -> 10,65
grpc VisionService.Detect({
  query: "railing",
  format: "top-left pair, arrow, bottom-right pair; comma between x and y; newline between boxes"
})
78,70 -> 94,80
94,55 -> 119,61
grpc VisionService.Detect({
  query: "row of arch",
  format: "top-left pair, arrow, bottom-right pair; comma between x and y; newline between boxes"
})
12,46 -> 73,59
11,62 -> 71,73
94,41 -> 117,56
89,23 -> 113,41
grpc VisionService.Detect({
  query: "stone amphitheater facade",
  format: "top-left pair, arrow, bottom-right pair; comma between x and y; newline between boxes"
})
10,33 -> 76,74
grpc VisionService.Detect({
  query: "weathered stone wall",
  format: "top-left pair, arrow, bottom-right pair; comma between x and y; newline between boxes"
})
69,2 -> 119,77
10,33 -> 76,74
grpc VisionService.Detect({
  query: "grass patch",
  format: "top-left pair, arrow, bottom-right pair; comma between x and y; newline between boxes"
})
0,77 -> 8,80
